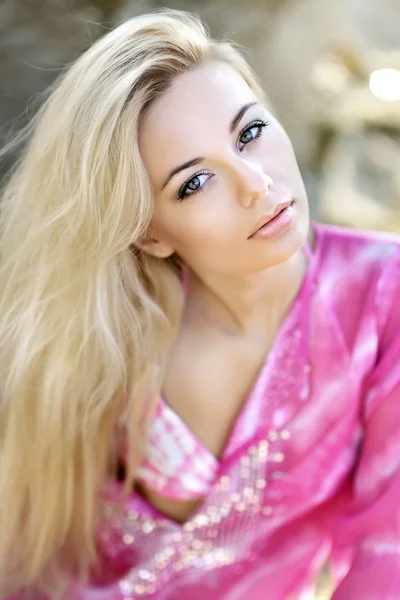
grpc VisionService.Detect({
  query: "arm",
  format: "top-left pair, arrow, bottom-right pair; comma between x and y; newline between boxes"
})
332,254 -> 400,599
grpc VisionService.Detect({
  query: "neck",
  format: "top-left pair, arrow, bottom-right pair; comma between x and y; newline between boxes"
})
184,239 -> 312,339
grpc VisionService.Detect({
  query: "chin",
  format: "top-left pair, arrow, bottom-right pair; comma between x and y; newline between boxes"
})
281,210 -> 310,252
253,224 -> 309,272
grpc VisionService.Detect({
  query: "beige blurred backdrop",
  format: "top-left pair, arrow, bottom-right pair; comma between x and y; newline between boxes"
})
1,1 -> 399,596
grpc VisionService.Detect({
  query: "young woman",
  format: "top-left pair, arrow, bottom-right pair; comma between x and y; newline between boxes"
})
1,9 -> 399,600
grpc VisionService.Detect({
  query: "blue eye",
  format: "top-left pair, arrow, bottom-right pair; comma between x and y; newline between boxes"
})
177,171 -> 212,201
175,119 -> 269,201
238,120 -> 269,149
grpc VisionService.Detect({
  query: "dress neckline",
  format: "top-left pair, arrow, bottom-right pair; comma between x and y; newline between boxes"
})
158,224 -> 322,466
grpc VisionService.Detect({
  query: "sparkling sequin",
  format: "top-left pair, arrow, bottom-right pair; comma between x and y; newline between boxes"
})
138,570 -> 151,581
273,452 -> 285,463
219,475 -> 231,490
106,428 -> 282,596
141,520 -> 155,534
134,584 -> 146,595
243,486 -> 254,498
123,533 -> 135,545
262,506 -> 273,516
120,580 -> 135,595
280,429 -> 291,440
194,514 -> 208,527
268,429 -> 279,441
104,429 -> 278,596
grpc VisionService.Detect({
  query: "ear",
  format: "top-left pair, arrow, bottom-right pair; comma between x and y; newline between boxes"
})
136,235 -> 175,259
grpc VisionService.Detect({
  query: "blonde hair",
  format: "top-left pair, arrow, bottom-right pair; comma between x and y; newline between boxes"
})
0,8 -> 264,597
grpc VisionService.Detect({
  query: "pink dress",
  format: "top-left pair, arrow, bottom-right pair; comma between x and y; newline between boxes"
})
13,224 -> 400,599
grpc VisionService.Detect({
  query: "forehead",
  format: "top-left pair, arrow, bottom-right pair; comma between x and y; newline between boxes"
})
139,62 -> 258,180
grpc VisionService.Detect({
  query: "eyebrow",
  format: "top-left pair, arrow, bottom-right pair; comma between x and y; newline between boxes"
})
229,101 -> 259,133
161,101 -> 260,190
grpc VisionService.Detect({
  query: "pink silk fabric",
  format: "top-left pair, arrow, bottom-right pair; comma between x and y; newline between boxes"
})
12,223 -> 400,599
134,395 -> 220,500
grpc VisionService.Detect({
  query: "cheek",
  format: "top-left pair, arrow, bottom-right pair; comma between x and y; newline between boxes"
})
168,209 -> 236,251
267,124 -> 297,167
155,191 -> 240,252
268,140 -> 305,197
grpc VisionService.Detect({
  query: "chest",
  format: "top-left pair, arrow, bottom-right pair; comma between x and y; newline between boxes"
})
162,333 -> 273,460
135,335 -> 273,523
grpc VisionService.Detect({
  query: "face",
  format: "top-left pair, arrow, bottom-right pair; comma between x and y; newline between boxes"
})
139,61 -> 309,275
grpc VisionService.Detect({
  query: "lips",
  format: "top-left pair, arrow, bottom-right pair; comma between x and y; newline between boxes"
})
249,200 -> 293,238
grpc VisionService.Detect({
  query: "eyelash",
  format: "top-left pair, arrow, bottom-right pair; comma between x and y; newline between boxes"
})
177,119 -> 270,201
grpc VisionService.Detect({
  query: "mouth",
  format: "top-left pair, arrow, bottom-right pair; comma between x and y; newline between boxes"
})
249,200 -> 295,240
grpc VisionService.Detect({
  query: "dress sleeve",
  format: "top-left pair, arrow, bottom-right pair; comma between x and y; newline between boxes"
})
332,252 -> 400,599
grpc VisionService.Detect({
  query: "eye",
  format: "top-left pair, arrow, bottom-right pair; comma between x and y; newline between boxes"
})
238,119 -> 269,150
177,171 -> 212,201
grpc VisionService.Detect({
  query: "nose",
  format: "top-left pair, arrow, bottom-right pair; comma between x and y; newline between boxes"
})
234,157 -> 273,208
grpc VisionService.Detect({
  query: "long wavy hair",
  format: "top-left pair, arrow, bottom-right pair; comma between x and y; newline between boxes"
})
0,9 -> 265,597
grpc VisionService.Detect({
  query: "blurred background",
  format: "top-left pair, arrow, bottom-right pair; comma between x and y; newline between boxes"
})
1,1 -> 399,596
1,0 -> 400,232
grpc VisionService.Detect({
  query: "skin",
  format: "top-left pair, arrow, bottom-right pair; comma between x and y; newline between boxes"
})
137,61 -> 311,522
